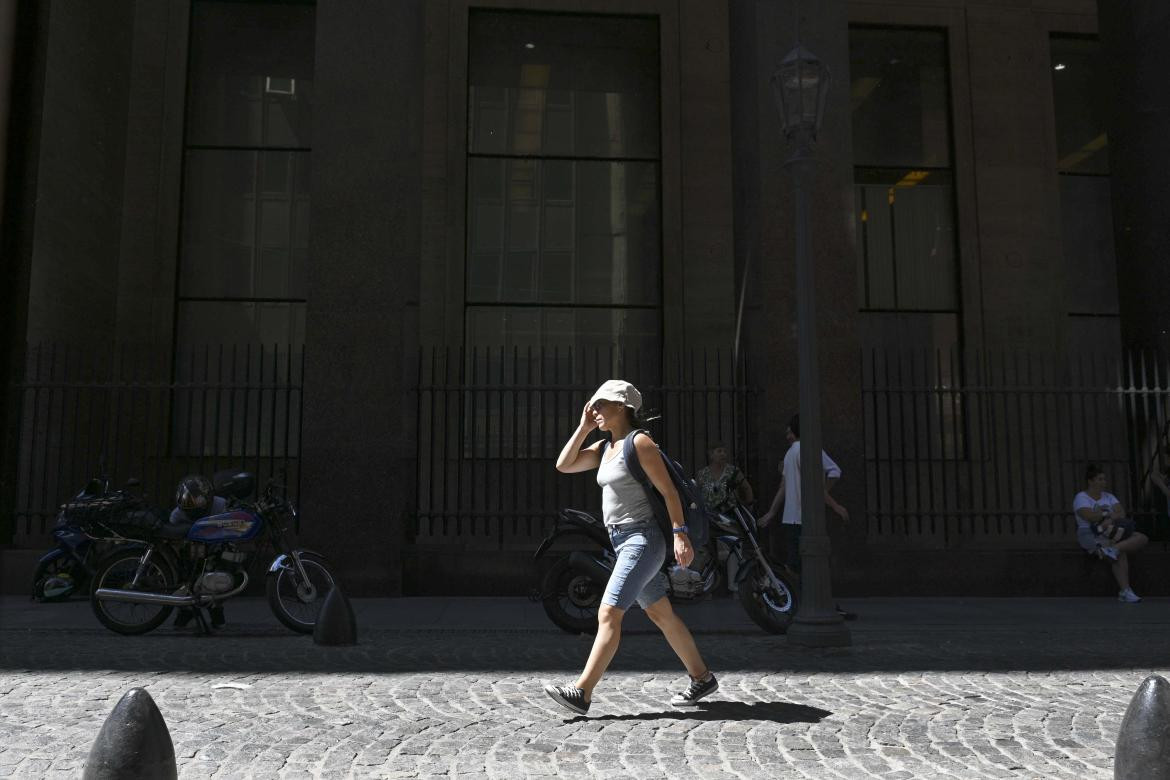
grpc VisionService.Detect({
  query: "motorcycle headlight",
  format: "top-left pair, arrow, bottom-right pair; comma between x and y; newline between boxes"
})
54,509 -> 68,527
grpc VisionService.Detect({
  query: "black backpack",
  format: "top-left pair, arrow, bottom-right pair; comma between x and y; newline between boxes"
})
621,429 -> 712,547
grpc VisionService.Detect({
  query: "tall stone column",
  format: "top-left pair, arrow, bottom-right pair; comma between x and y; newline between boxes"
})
0,0 -> 20,546
300,0 -> 423,594
23,0 -> 134,345
965,6 -> 1065,354
1098,2 -> 1170,355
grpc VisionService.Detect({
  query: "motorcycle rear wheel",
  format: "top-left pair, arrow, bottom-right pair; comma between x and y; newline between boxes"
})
737,558 -> 797,634
266,552 -> 336,634
541,557 -> 602,635
90,551 -> 177,635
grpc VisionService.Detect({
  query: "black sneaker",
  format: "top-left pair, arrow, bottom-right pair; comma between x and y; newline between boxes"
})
543,684 -> 590,716
670,672 -> 718,706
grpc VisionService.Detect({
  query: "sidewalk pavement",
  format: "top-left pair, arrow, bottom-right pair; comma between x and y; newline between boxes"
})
2,596 -> 1168,778
5,593 -> 1169,634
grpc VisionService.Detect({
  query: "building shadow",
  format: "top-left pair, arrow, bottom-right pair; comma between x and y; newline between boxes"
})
4,623 -> 1170,674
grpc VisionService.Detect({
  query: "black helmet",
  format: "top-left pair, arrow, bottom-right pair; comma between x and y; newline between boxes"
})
175,474 -> 213,513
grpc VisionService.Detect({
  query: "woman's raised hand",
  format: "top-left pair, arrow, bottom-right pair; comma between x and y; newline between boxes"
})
580,401 -> 598,432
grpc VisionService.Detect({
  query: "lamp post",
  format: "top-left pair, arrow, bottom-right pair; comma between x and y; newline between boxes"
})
771,44 -> 851,647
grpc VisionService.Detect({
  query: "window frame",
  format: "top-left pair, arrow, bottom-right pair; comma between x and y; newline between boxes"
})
462,7 -> 665,354
173,0 -> 315,353
1048,32 -> 1120,324
849,23 -> 962,317
169,0 -> 315,460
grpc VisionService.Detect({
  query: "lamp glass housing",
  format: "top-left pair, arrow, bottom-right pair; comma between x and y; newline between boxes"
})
771,45 -> 830,139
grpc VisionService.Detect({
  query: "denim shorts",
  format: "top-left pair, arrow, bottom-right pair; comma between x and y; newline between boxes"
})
1077,526 -> 1106,553
602,522 -> 669,611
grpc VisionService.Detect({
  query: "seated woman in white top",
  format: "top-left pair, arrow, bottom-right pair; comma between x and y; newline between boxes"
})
1073,463 -> 1148,603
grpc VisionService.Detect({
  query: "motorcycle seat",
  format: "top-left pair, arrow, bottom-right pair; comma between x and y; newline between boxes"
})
156,522 -> 192,540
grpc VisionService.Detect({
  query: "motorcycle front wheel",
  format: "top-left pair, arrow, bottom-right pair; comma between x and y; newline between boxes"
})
32,555 -> 80,602
541,557 -> 602,635
737,558 -> 797,634
90,551 -> 177,635
266,552 -> 336,634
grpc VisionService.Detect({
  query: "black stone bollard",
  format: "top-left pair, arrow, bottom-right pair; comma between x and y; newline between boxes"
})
82,688 -> 177,780
1115,674 -> 1170,780
313,584 -> 357,646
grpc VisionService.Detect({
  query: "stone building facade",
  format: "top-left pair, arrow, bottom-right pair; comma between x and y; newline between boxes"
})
1,0 -> 1165,595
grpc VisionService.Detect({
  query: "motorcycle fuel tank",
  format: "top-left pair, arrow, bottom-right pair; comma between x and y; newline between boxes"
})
187,510 -> 262,542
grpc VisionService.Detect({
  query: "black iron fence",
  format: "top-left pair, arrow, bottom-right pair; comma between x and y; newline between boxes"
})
6,342 -> 1166,553
2,343 -> 303,545
414,345 -> 1170,551
412,346 -> 757,547
862,348 -> 1170,547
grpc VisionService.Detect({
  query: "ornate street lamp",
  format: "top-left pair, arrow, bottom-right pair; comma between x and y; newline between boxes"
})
771,44 -> 850,647
771,45 -> 830,145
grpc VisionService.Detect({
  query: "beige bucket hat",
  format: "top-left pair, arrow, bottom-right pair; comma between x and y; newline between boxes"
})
587,379 -> 643,412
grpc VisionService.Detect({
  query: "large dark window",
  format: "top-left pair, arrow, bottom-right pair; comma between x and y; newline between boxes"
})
851,26 -> 963,464
172,1 -> 313,457
850,27 -> 959,329
176,1 -> 314,351
1051,37 -> 1109,176
1050,35 -> 1118,351
465,11 -> 661,358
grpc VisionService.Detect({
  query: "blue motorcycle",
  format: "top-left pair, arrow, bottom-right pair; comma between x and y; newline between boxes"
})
89,472 -> 334,635
31,475 -> 136,601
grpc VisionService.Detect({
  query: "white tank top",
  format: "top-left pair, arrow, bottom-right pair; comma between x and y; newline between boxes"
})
597,440 -> 655,528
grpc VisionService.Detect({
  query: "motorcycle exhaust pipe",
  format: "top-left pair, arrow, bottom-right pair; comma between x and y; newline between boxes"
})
93,588 -> 196,606
95,571 -> 250,607
568,551 -> 612,587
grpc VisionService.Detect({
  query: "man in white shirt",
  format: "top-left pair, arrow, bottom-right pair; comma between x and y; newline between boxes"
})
759,415 -> 852,616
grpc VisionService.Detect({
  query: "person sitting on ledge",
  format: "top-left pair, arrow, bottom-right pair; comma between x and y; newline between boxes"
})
1073,463 -> 1148,603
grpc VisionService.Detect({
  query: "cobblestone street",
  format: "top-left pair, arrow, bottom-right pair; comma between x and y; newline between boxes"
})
1,597 -> 1167,779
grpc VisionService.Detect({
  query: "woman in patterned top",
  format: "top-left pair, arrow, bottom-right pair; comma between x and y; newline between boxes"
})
695,443 -> 754,593
695,442 -> 754,515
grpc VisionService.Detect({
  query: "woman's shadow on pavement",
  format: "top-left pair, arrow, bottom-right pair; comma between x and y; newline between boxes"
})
567,700 -> 830,724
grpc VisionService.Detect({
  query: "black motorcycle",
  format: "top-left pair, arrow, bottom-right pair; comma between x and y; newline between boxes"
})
533,501 -> 797,634
31,474 -> 146,601
88,472 -> 334,636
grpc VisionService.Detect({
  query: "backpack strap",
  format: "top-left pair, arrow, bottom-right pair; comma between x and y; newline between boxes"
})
622,429 -> 673,540
622,429 -> 652,487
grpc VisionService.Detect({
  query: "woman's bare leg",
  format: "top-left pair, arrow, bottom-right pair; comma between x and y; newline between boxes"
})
574,604 -> 624,699
1109,533 -> 1147,592
643,597 -> 707,679
1116,532 -> 1148,554
1110,551 -> 1131,591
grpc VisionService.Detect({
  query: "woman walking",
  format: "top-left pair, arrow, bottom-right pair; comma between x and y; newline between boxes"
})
544,379 -> 717,716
